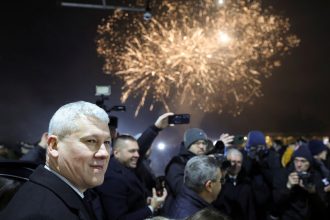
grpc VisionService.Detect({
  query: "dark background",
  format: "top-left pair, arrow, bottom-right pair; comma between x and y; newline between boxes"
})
0,0 -> 330,150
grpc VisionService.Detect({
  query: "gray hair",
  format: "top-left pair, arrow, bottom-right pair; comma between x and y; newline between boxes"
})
226,148 -> 243,160
184,155 -> 220,193
48,101 -> 109,138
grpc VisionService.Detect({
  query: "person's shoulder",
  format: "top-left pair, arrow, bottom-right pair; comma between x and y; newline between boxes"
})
168,199 -> 194,219
2,181 -> 69,219
99,161 -> 132,190
169,154 -> 190,166
106,158 -> 130,176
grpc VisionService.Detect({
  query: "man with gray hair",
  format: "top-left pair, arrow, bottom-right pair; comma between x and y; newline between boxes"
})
165,155 -> 222,219
213,148 -> 256,220
1,101 -> 111,220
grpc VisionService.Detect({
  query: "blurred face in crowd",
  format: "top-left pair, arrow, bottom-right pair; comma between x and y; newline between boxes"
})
189,140 -> 207,155
294,157 -> 310,172
109,127 -> 118,140
227,153 -> 242,176
315,150 -> 327,161
114,139 -> 140,169
48,116 -> 111,192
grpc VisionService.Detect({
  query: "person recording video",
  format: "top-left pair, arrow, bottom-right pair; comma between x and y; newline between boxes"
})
272,144 -> 328,220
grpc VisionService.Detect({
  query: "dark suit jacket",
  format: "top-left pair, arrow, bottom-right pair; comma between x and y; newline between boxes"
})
213,171 -> 256,220
95,125 -> 161,220
96,158 -> 152,220
0,165 -> 94,220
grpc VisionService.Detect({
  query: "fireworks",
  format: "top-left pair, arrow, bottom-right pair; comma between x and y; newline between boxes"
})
96,0 -> 300,116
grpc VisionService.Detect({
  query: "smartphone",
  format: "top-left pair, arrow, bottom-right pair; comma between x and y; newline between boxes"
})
168,114 -> 190,125
232,135 -> 245,145
155,176 -> 165,197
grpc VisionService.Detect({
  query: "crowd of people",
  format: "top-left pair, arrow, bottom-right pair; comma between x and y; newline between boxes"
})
1,100 -> 330,220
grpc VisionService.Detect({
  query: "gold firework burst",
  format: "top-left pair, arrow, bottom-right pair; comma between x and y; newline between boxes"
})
97,0 -> 300,116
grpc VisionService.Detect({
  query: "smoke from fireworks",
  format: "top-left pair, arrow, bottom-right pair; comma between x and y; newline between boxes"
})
97,0 -> 300,116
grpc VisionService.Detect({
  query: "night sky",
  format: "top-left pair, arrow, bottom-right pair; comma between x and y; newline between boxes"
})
1,0 -> 330,150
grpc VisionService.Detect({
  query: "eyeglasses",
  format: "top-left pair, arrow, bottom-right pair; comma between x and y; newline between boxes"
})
212,177 -> 226,184
220,177 -> 226,184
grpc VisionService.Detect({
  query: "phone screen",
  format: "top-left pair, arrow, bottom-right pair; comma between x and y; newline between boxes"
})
168,114 -> 190,124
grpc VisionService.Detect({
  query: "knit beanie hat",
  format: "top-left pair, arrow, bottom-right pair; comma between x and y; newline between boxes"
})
183,128 -> 207,149
308,140 -> 327,156
293,144 -> 313,163
245,130 -> 266,150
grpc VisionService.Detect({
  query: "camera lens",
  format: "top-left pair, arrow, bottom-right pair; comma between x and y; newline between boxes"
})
143,11 -> 152,21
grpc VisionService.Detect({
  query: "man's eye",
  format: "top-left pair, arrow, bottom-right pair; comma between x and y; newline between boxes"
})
104,141 -> 111,145
87,139 -> 97,144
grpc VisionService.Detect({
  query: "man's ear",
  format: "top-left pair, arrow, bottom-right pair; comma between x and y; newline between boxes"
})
47,135 -> 59,158
204,180 -> 213,193
113,148 -> 120,158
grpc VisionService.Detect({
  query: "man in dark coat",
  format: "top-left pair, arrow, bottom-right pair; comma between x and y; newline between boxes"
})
162,128 -> 209,214
0,101 -> 112,220
95,113 -> 172,220
165,128 -> 209,194
272,144 -> 327,220
213,148 -> 256,220
165,155 -> 222,219
242,130 -> 281,220
1,166 -> 95,220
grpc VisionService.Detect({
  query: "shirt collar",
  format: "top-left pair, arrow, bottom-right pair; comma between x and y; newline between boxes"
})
44,165 -> 84,198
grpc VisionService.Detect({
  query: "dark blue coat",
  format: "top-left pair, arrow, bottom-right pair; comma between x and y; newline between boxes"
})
165,186 -> 211,219
0,165 -> 94,220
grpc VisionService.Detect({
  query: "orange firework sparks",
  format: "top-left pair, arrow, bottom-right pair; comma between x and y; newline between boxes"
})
97,0 -> 300,116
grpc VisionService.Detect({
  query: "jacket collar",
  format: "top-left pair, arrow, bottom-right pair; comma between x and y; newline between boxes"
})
107,156 -> 149,196
29,165 -> 93,220
181,185 -> 210,209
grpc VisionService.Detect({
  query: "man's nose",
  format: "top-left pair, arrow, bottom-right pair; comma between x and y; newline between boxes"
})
199,143 -> 206,149
133,151 -> 140,158
95,144 -> 110,159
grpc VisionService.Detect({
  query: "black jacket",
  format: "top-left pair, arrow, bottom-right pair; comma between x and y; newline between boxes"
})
96,158 -> 152,220
272,166 -> 327,220
0,165 -> 94,220
242,149 -> 281,220
162,144 -> 195,214
135,125 -> 161,195
165,144 -> 195,197
95,125 -> 161,220
213,170 -> 256,220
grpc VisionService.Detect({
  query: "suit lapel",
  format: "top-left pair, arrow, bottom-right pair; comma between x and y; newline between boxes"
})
29,166 -> 94,220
